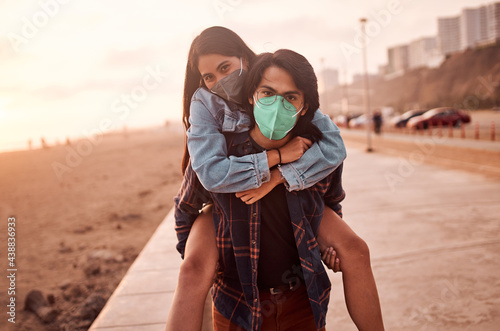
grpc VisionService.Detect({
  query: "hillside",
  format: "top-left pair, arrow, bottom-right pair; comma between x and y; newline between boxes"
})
324,43 -> 500,114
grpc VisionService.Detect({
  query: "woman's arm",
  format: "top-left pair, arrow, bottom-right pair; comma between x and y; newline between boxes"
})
235,168 -> 284,204
187,88 -> 271,193
279,108 -> 347,191
235,109 -> 346,202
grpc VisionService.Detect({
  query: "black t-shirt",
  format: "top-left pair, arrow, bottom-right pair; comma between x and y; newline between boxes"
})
247,136 -> 301,289
257,184 -> 301,289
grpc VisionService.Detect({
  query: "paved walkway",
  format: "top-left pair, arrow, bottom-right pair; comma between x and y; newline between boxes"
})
341,128 -> 500,152
90,143 -> 500,330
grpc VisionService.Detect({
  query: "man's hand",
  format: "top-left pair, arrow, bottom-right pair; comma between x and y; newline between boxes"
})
235,169 -> 283,204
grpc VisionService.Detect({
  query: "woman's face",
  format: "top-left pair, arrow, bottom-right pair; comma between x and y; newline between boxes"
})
198,54 -> 246,89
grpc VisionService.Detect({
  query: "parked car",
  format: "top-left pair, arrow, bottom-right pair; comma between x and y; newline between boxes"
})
390,109 -> 428,128
348,114 -> 369,128
407,107 -> 471,129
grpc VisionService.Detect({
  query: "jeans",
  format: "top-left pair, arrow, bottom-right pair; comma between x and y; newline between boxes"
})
212,284 -> 326,331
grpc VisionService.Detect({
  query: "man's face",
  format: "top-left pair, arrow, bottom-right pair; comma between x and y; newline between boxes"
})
249,65 -> 308,143
251,65 -> 304,113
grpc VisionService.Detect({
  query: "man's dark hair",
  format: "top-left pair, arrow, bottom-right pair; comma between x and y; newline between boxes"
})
244,49 -> 323,142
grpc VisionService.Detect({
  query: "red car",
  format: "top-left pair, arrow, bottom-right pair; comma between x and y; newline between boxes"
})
407,107 -> 471,129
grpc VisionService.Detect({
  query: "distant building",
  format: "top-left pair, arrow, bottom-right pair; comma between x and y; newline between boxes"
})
460,6 -> 488,49
438,2 -> 500,55
318,68 -> 339,115
378,64 -> 389,76
438,16 -> 461,55
318,68 -> 339,94
381,2 -> 499,80
487,2 -> 500,41
387,44 -> 409,75
352,73 -> 378,83
408,36 -> 444,69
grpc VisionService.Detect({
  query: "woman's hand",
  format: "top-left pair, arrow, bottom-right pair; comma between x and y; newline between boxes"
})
321,247 -> 341,273
235,169 -> 283,204
279,136 -> 312,164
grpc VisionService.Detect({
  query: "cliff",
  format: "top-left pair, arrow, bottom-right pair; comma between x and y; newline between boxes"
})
325,43 -> 500,113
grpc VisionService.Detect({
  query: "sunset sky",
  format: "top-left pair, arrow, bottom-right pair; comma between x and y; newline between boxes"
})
0,0 -> 489,151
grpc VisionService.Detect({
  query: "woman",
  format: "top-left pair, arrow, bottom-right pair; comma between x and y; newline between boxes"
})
166,27 -> 384,331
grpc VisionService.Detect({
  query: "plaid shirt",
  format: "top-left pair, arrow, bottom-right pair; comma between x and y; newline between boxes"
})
175,132 -> 345,331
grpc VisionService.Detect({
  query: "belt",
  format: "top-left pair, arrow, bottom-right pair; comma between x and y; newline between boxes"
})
259,278 -> 300,295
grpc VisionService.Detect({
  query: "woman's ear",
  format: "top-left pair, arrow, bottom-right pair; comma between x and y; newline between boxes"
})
242,57 -> 250,71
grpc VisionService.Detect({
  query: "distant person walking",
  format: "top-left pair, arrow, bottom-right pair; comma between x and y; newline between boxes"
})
373,109 -> 383,134
40,137 -> 48,149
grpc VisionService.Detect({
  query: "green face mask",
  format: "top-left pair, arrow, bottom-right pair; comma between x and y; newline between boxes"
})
253,95 -> 302,140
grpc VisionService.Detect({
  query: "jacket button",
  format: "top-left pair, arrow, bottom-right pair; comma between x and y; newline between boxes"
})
251,240 -> 256,245
252,212 -> 257,217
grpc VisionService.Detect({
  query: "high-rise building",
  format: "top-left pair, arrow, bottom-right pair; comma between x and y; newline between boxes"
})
408,36 -> 443,69
460,6 -> 488,49
487,2 -> 500,41
387,44 -> 409,75
318,68 -> 339,94
438,16 -> 461,55
383,2 -> 499,79
439,2 -> 500,55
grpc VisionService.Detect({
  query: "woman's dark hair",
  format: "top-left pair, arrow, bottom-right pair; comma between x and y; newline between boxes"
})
181,26 -> 256,173
243,49 -> 323,142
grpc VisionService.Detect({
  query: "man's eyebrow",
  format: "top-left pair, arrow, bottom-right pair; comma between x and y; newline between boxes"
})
259,85 -> 277,92
259,85 -> 301,95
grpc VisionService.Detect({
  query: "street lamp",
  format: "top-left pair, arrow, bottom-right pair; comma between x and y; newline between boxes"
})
321,57 -> 329,115
360,18 -> 373,152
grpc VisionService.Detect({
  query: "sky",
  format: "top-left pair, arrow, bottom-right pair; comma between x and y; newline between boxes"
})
0,0 -> 491,151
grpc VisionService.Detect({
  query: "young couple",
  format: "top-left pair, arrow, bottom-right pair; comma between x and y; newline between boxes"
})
166,26 -> 384,331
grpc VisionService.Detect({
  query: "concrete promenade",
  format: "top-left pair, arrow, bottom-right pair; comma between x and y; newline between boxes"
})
90,142 -> 500,330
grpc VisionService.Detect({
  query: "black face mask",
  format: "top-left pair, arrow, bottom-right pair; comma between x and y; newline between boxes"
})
210,59 -> 247,104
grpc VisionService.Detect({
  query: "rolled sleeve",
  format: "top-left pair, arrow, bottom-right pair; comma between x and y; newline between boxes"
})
188,88 -> 270,193
280,109 -> 347,191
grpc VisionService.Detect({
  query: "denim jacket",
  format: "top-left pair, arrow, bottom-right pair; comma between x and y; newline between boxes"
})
187,87 -> 346,192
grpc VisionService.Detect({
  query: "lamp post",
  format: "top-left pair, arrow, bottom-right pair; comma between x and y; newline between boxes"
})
321,57 -> 329,115
360,18 -> 373,152
342,67 -> 349,116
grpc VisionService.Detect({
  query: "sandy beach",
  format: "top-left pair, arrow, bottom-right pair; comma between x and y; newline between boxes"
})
0,126 -> 185,330
1,125 -> 499,330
